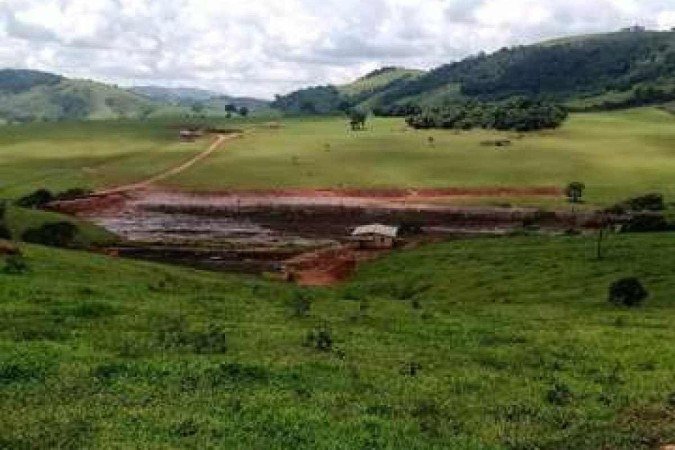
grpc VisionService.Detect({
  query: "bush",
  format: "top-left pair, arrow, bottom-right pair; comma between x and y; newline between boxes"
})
609,277 -> 648,307
14,187 -> 92,209
0,202 -> 10,240
0,223 -> 10,240
609,193 -> 666,214
289,291 -> 311,317
22,222 -> 79,248
546,383 -> 573,406
304,326 -> 333,352
624,193 -> 665,211
622,213 -> 670,233
55,188 -> 92,201
15,189 -> 54,209
159,323 -> 228,354
2,255 -> 29,275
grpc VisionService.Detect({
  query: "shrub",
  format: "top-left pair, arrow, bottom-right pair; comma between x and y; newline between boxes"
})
624,193 -> 665,211
15,189 -> 55,209
69,301 -> 118,319
289,290 -> 311,317
191,324 -> 229,354
621,213 -> 670,233
14,187 -> 92,209
0,223 -> 10,241
609,277 -> 648,307
0,202 -> 11,240
0,360 -> 49,385
546,383 -> 573,406
171,419 -> 199,438
55,188 -> 92,201
400,361 -> 422,377
608,193 -> 667,215
160,323 -> 228,354
305,326 -> 333,352
22,221 -> 78,248
2,255 -> 29,275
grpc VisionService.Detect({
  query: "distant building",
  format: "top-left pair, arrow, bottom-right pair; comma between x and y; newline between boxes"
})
351,224 -> 399,249
179,129 -> 203,141
621,25 -> 646,33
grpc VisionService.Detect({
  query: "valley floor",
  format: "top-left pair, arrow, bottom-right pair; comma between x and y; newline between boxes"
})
0,108 -> 673,210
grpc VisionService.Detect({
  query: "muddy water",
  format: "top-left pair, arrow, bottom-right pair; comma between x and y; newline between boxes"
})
90,208 -> 339,274
66,189 -> 609,276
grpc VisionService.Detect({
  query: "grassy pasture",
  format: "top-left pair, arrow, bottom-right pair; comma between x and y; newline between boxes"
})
0,119 -> 206,198
0,109 -> 673,210
0,233 -> 673,449
171,108 -> 675,208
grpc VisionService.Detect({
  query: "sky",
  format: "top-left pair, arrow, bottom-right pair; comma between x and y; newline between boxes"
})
0,0 -> 674,99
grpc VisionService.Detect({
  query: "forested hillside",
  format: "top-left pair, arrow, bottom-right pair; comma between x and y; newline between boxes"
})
271,67 -> 422,114
273,30 -> 675,115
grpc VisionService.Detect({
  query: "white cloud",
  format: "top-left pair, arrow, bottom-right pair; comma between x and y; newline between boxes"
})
0,0 -> 672,99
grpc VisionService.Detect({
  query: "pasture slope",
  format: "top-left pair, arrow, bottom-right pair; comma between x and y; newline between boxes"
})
0,233 -> 674,449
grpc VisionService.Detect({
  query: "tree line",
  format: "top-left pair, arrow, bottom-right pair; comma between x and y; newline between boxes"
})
405,99 -> 568,132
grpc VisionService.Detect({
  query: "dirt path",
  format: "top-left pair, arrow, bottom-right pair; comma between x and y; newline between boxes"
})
96,133 -> 240,196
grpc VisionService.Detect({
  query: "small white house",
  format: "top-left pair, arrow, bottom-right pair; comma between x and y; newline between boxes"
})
179,129 -> 202,141
351,224 -> 399,249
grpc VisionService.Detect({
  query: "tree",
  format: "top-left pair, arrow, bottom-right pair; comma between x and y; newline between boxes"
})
349,109 -> 367,131
238,106 -> 249,117
15,189 -> 54,209
191,103 -> 205,114
565,182 -> 586,203
224,104 -> 238,114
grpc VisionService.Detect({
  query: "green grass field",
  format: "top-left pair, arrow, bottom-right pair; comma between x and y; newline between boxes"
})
0,108 -> 673,209
0,119 -> 206,198
172,108 -> 675,207
0,233 -> 673,449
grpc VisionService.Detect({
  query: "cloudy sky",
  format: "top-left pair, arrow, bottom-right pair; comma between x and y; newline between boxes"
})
0,0 -> 674,99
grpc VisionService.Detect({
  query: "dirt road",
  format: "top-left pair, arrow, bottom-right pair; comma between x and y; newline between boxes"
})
96,133 -> 240,196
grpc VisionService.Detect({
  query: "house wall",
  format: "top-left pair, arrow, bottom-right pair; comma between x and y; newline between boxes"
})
357,234 -> 395,249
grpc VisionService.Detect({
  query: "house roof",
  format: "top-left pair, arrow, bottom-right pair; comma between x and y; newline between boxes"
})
352,224 -> 399,238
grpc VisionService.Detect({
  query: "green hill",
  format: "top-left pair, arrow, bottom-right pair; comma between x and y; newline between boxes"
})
271,67 -> 423,114
0,70 -> 270,123
273,30 -> 675,115
130,86 -> 269,112
1,232 -> 674,448
338,67 -> 424,97
0,70 -> 155,123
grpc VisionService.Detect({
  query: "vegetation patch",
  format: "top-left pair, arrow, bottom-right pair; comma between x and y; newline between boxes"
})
406,99 -> 568,132
22,221 -> 79,248
609,278 -> 649,307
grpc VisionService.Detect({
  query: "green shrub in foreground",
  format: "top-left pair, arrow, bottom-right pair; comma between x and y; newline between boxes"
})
609,277 -> 649,307
2,255 -> 29,275
22,221 -> 79,248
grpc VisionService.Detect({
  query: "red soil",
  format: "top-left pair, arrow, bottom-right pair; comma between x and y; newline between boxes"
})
182,186 -> 562,199
284,245 -> 387,286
